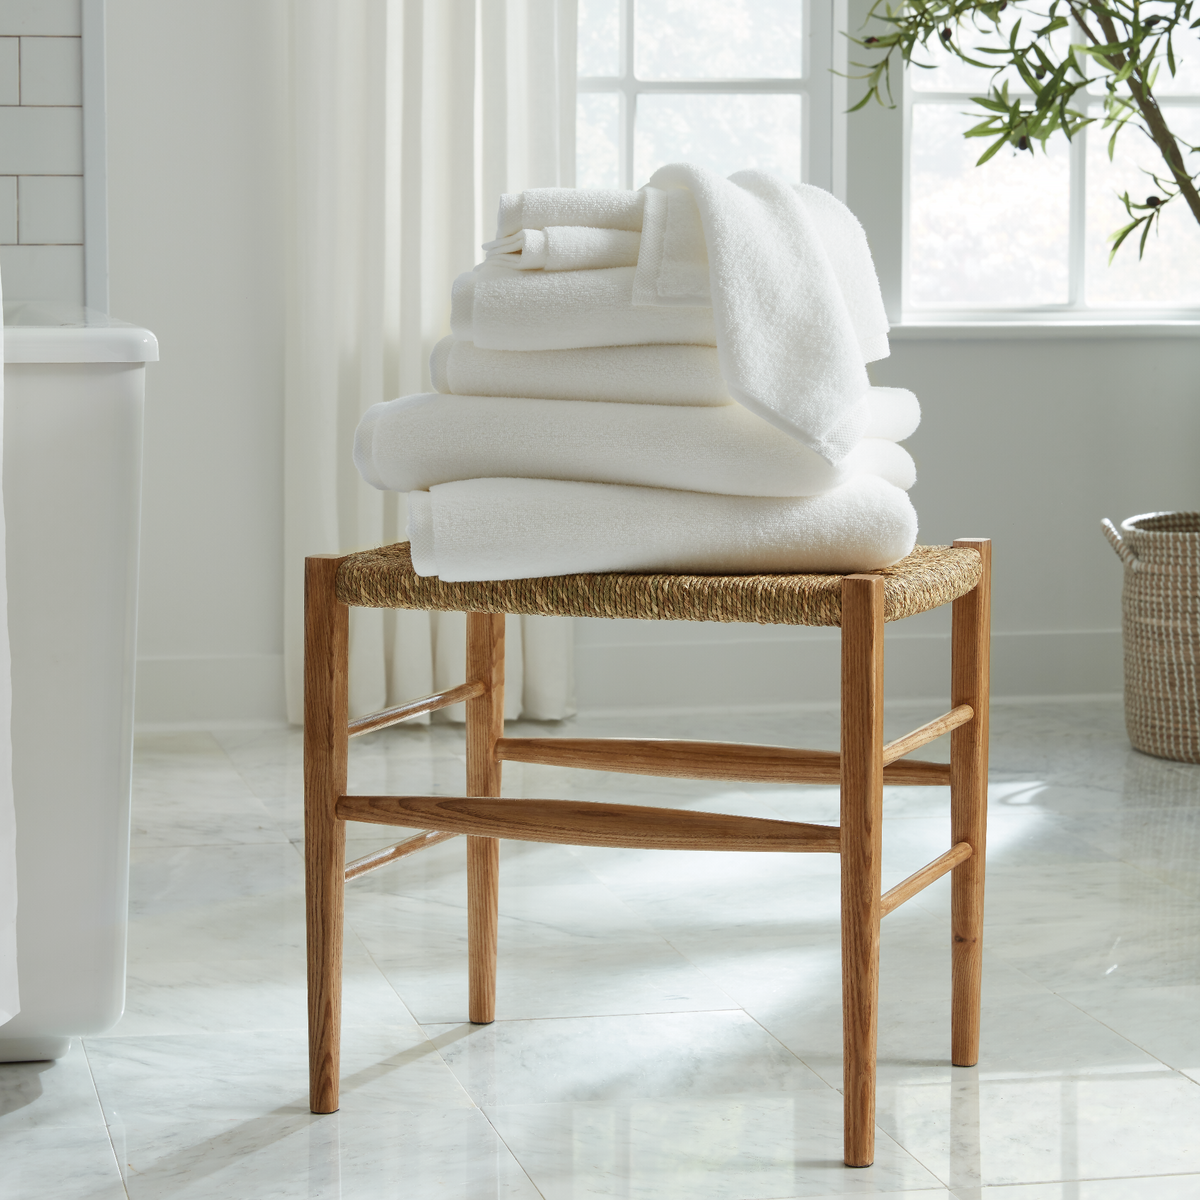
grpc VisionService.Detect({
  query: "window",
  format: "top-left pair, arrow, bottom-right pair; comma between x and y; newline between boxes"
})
576,0 -> 834,191
905,23 -> 1200,315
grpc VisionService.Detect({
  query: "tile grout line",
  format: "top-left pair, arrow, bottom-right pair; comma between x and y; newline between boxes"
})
79,1037 -> 132,1200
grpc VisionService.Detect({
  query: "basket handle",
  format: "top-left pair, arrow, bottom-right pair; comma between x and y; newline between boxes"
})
1102,518 -> 1141,571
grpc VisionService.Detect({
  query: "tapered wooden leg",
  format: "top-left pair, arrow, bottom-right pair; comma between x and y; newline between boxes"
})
465,612 -> 505,1024
840,574 -> 885,1168
304,555 -> 349,1113
950,540 -> 991,1067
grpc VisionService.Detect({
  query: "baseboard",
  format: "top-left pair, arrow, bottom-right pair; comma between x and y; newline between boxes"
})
135,654 -> 288,730
574,628 -> 1122,713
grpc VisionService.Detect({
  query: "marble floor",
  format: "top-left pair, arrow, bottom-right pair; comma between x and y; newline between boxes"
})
4,697 -> 1200,1198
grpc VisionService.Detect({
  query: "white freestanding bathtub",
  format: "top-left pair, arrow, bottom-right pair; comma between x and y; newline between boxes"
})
0,302 -> 157,1061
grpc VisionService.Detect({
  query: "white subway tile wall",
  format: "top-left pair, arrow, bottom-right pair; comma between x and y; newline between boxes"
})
0,0 -> 85,301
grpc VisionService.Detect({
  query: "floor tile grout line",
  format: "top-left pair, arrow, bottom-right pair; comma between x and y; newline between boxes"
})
79,1036 -> 132,1200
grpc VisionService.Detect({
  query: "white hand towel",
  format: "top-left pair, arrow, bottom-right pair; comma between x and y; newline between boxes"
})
497,188 -> 645,238
864,387 -> 921,442
484,227 -> 642,272
638,164 -> 874,462
429,337 -> 732,405
635,181 -> 890,364
428,337 -> 922,439
407,475 -> 918,581
451,265 -> 716,352
354,393 -> 916,498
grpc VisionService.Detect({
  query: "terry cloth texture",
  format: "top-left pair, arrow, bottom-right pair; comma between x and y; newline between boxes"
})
451,264 -> 716,351
483,226 -> 642,271
496,187 -> 646,237
404,475 -> 918,581
337,541 -> 983,627
355,393 -> 916,497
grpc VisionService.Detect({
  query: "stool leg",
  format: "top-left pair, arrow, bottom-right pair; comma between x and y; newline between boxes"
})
950,540 -> 991,1067
840,574 -> 885,1168
304,556 -> 349,1113
466,612 -> 505,1024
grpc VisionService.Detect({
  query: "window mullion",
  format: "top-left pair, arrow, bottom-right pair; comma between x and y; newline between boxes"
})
1067,117 -> 1088,308
620,0 -> 636,188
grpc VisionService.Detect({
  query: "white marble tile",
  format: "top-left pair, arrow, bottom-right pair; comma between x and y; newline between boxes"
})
107,1107 -> 541,1200
485,1094 -> 945,1199
876,1070 -> 1200,1190
351,881 -> 739,1023
1053,984 -> 1200,1073
0,1123 -> 127,1199
0,1039 -> 106,1130
954,1178 -> 1200,1200
427,1010 -> 828,1106
87,1027 -> 472,1124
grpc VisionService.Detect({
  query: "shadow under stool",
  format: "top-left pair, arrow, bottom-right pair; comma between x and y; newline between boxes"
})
303,538 -> 991,1168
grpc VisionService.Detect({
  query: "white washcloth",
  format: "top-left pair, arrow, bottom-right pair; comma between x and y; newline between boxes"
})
430,337 -> 732,405
635,182 -> 890,363
429,337 -> 922,437
497,188 -> 645,238
355,393 -> 916,498
637,164 -> 875,462
407,475 -> 918,581
484,227 -> 642,271
451,265 -> 716,352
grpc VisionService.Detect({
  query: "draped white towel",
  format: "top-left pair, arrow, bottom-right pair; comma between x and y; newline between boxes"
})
406,475 -> 919,581
451,264 -> 716,351
638,164 -> 879,462
355,393 -> 917,498
483,227 -> 641,271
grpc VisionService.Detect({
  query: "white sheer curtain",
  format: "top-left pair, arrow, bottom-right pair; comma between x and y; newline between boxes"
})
0,273 -> 16,1027
284,0 -> 578,723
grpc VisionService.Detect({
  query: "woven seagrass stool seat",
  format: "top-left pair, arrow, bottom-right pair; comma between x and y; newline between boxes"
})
304,538 -> 992,1168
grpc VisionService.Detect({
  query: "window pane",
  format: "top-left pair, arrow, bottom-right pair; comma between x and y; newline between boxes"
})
578,0 -> 619,78
634,93 -> 801,185
908,102 -> 1070,306
635,0 -> 802,80
576,93 -> 621,189
1085,107 -> 1200,307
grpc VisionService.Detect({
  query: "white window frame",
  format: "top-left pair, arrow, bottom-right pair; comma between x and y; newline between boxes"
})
576,0 -> 836,193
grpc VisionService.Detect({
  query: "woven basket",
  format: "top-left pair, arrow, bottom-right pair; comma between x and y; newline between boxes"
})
1103,511 -> 1200,763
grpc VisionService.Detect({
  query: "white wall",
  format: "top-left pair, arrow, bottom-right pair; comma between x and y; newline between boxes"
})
97,6 -> 1200,725
106,0 -> 288,727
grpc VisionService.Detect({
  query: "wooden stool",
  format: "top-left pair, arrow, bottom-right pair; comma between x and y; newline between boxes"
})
304,540 -> 990,1168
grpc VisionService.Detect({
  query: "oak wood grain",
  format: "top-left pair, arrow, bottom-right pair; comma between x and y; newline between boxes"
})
494,737 -> 950,785
347,681 -> 486,738
466,613 -> 505,1025
335,794 -> 842,853
304,555 -> 348,1115
882,705 -> 974,765
840,574 -> 884,1168
880,842 -> 973,917
950,540 -> 991,1068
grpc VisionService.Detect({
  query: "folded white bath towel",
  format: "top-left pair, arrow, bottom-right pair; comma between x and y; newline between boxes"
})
635,182 -> 890,363
430,338 -> 732,405
497,188 -> 645,238
634,164 -> 874,463
406,475 -> 918,581
484,227 -> 642,271
355,393 -> 916,498
451,265 -> 716,352
429,338 -> 923,439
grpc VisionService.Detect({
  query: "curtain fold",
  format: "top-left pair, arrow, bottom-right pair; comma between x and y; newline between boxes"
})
284,0 -> 578,724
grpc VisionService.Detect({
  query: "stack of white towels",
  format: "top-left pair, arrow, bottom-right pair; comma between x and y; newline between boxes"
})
355,164 -> 921,582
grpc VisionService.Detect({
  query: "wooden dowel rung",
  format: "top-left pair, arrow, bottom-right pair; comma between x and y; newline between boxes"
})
880,842 -> 973,917
882,705 -> 974,765
343,830 -> 459,881
347,681 -> 486,738
335,794 -> 842,853
494,737 -> 950,786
